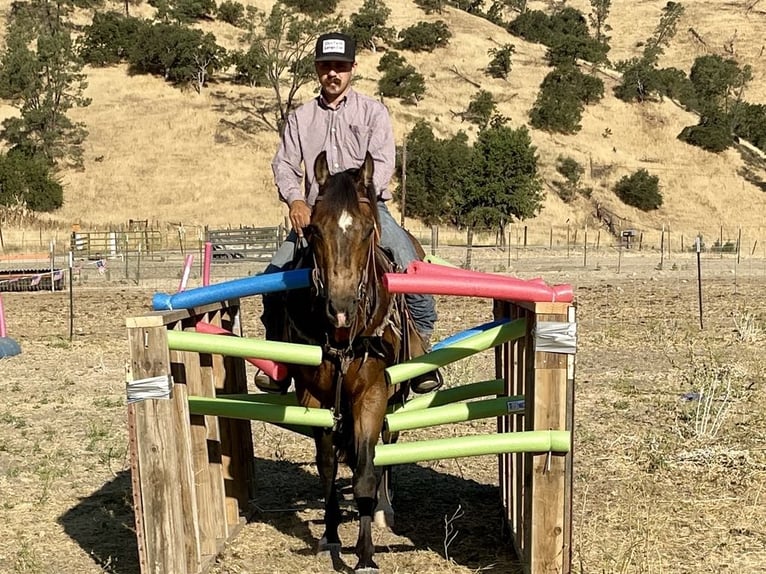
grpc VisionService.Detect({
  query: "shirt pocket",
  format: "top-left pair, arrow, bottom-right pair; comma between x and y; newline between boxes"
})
347,125 -> 372,164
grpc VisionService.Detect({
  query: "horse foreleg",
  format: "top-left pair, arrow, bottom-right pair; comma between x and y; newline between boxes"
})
314,428 -> 341,554
374,429 -> 398,529
352,391 -> 386,573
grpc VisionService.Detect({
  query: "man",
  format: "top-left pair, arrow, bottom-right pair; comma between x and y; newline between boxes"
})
257,32 -> 441,394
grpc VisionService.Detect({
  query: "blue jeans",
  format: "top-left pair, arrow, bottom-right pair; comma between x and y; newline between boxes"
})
262,203 -> 437,336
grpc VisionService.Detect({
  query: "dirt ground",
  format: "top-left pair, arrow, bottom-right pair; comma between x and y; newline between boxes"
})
0,251 -> 765,574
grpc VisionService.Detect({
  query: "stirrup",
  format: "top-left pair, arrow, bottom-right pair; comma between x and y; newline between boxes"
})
410,369 -> 443,394
254,374 -> 292,394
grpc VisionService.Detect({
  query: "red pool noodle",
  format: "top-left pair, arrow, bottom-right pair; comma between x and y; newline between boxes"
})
405,261 -> 574,302
194,321 -> 289,380
384,273 -> 573,303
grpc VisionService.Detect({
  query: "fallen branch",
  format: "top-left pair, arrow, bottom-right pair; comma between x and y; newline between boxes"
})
448,65 -> 481,88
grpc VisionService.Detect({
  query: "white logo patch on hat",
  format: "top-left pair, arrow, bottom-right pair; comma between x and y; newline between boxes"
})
322,39 -> 346,54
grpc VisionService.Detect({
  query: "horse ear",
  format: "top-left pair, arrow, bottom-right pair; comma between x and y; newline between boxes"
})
360,152 -> 375,189
314,151 -> 330,189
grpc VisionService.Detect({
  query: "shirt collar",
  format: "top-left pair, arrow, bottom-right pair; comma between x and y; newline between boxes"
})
318,88 -> 354,110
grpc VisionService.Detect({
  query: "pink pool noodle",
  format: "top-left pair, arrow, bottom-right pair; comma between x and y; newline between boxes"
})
194,321 -> 289,380
0,295 -> 7,338
405,261 -> 573,302
178,254 -> 194,292
384,273 -> 573,303
203,242 -> 212,286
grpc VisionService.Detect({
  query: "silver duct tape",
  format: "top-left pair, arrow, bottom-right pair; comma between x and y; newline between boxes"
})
126,375 -> 173,403
533,321 -> 577,354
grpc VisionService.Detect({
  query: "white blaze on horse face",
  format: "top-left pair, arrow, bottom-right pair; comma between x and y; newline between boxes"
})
337,210 -> 354,234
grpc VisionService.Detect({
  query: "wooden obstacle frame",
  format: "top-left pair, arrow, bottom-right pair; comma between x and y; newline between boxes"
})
126,297 -> 575,574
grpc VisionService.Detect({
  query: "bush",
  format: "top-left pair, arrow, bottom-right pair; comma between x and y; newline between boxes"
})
509,6 -> 607,64
0,151 -> 63,212
377,51 -> 426,104
414,0 -> 446,13
345,0 -> 396,52
217,0 -> 244,26
463,90 -> 497,128
127,22 -> 225,87
78,11 -> 142,66
677,112 -> 733,153
614,169 -> 662,211
230,44 -> 268,87
529,64 -> 602,133
280,0 -> 338,17
732,102 -> 766,152
553,155 -> 588,203
486,44 -> 514,80
397,20 -> 451,52
507,9 -> 552,44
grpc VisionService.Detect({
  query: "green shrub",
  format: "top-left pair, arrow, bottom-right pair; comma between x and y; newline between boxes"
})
397,20 -> 451,52
126,22 -> 225,87
414,0 -> 446,14
0,151 -> 63,212
529,64 -> 602,133
280,0 -> 338,17
677,113 -> 732,153
486,44 -> 514,79
464,90 -> 497,128
732,102 -> 766,152
377,51 -> 426,104
78,11 -> 142,66
345,0 -> 396,52
507,9 -> 552,44
230,45 -> 268,87
217,0 -> 244,26
614,169 -> 662,211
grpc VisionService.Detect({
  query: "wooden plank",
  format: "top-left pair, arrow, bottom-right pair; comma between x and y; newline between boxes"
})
171,344 -> 224,559
168,371 -> 204,573
126,300 -> 237,329
128,326 -> 189,574
216,305 -> 256,524
528,309 -> 569,574
194,317 -> 231,545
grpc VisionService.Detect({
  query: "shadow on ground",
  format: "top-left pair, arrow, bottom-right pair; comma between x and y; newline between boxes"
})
58,471 -> 140,574
248,456 -> 521,572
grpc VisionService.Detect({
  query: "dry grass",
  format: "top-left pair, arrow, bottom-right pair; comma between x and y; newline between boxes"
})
0,0 -> 765,242
2,254 -> 766,573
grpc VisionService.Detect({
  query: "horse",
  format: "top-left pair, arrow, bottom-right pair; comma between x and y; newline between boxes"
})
278,151 -> 428,572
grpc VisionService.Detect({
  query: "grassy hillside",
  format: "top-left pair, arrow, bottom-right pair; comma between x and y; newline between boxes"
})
1,0 -> 765,242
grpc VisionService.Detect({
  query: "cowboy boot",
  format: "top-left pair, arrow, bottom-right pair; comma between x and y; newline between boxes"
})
409,332 -> 443,394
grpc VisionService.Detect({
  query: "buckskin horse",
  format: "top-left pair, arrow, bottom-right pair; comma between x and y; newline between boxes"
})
278,151 -> 429,572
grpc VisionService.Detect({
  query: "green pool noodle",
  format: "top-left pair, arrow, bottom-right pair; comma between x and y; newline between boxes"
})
373,430 -> 570,466
167,330 -> 322,366
188,396 -> 333,427
394,379 -> 506,412
385,318 -> 526,385
385,394 -> 525,432
219,392 -> 300,406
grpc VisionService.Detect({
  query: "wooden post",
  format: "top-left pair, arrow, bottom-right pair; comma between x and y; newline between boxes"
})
495,300 -> 575,574
127,301 -> 255,574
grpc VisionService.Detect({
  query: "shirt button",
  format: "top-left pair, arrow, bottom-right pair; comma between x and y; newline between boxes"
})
334,163 -> 339,168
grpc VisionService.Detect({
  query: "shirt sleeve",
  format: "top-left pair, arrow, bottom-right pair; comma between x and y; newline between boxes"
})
271,112 -> 306,205
368,103 -> 396,201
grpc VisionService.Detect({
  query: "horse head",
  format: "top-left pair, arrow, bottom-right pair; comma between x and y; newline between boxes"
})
307,151 -> 382,342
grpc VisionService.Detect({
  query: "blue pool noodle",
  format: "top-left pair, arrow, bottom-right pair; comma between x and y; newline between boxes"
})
153,268 -> 312,310
432,318 -> 510,350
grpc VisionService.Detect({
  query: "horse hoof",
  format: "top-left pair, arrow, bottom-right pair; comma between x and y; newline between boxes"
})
355,568 -> 380,574
374,508 -> 395,530
317,538 -> 342,555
